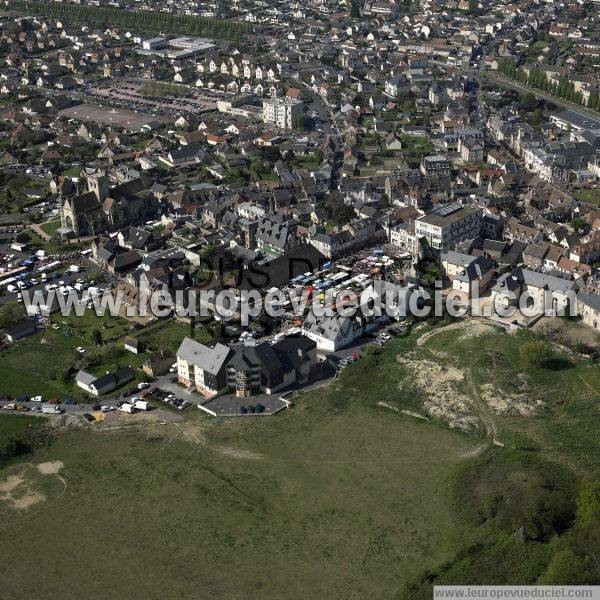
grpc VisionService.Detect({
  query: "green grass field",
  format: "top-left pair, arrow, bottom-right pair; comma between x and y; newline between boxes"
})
0,316 -> 212,400
0,318 -> 598,598
0,406 -> 470,600
0,326 -> 94,399
575,188 -> 600,205
51,310 -> 135,343
139,82 -> 190,98
39,218 -> 61,238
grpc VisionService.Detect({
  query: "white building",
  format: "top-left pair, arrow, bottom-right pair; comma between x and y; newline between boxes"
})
262,96 -> 303,130
415,204 -> 483,251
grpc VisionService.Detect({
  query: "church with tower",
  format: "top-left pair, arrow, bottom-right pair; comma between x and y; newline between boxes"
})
59,171 -> 159,238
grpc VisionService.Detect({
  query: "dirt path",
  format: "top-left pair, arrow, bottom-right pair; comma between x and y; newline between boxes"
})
459,372 -> 501,458
28,221 -> 52,242
416,321 -> 466,347
577,374 -> 600,398
0,461 -> 67,512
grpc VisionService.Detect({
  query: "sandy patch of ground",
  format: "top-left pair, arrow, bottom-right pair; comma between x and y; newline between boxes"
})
533,317 -> 600,347
0,473 -> 45,510
0,462 -> 67,511
457,320 -> 499,341
478,383 -> 541,417
214,446 -> 263,461
397,355 -> 479,431
0,474 -> 24,494
37,461 -> 64,475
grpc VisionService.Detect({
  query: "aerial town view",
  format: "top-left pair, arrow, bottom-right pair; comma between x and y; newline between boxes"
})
0,0 -> 599,597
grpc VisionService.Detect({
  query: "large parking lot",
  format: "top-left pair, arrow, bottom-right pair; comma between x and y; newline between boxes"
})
57,103 -> 169,129
86,77 -> 227,116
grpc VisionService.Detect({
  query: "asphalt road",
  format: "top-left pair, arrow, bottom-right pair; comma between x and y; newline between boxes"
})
484,74 -> 600,119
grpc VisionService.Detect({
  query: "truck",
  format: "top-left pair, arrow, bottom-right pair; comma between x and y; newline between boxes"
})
42,404 -> 63,415
134,400 -> 150,411
68,265 -> 81,273
119,403 -> 134,414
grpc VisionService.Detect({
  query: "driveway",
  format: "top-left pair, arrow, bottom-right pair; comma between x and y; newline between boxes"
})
153,374 -> 204,405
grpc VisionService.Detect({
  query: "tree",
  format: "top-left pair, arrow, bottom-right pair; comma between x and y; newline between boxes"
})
0,302 -> 24,329
519,92 -> 538,112
14,231 -> 31,244
55,366 -> 71,383
91,329 -> 102,346
570,217 -> 589,234
540,481 -> 600,584
520,339 -> 554,368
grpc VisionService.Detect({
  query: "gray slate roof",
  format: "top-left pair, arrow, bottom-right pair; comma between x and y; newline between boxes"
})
177,338 -> 231,375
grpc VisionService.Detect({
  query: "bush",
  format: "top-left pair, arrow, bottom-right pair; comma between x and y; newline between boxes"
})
520,339 -> 554,368
0,302 -> 25,329
451,450 -> 576,541
15,231 -> 31,244
55,366 -> 72,383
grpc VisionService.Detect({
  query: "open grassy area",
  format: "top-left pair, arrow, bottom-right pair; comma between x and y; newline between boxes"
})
24,228 -> 82,256
138,81 -> 190,98
0,404 -> 471,600
394,135 -> 434,167
0,326 -> 95,399
575,188 -> 600,205
39,218 -> 61,238
0,318 -> 598,598
51,310 -> 135,343
132,319 -> 211,354
0,414 -> 45,463
0,315 -> 213,400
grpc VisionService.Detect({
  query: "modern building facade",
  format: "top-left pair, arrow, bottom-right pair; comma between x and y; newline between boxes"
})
177,336 -> 317,398
415,204 -> 483,250
262,96 -> 303,130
